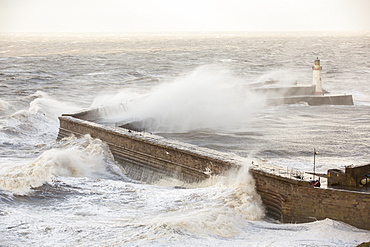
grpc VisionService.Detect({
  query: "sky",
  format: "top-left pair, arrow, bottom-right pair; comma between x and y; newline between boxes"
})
0,0 -> 369,33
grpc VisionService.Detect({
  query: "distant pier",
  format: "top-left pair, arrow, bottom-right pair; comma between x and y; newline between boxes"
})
252,58 -> 354,106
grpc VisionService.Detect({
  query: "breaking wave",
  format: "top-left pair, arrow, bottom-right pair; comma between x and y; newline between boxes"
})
141,162 -> 265,238
0,91 -> 82,148
0,135 -> 125,195
0,99 -> 12,113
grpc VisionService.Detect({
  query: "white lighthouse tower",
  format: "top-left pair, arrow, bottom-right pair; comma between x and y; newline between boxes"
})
312,57 -> 323,95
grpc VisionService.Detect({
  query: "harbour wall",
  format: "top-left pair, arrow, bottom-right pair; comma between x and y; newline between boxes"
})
253,85 -> 354,106
58,115 -> 238,182
267,94 -> 354,106
57,113 -> 370,231
251,169 -> 370,230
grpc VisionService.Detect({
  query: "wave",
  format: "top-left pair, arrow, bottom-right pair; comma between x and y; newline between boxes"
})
28,90 -> 81,119
0,99 -> 12,113
0,135 -> 126,195
139,160 -> 265,238
0,91 -> 82,148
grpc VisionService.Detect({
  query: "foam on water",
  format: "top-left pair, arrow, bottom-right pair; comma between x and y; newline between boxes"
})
1,161 -> 368,246
0,99 -> 12,113
0,91 -> 82,149
28,91 -> 81,119
138,162 -> 264,238
0,135 -> 125,195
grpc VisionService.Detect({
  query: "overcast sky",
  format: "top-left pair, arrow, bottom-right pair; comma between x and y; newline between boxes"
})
1,0 -> 369,32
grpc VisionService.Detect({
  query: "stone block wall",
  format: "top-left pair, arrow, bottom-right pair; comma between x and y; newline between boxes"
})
328,165 -> 370,187
251,169 -> 370,230
345,164 -> 370,187
58,115 -> 236,182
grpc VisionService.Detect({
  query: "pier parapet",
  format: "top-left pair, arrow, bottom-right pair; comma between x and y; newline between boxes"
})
58,113 -> 239,183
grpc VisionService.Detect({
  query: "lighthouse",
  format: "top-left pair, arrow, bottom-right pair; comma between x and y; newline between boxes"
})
312,58 -> 323,95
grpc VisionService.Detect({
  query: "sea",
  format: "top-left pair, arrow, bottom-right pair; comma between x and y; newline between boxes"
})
0,32 -> 369,246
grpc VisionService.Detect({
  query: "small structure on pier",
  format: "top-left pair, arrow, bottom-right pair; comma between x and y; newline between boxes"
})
312,57 -> 323,95
328,164 -> 370,189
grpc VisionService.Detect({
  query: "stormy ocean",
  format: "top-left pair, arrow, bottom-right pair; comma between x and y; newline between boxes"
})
0,32 -> 369,246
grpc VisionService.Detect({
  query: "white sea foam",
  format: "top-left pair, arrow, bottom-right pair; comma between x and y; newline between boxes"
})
28,91 -> 81,119
0,135 -> 124,195
140,160 -> 265,238
0,99 -> 11,112
0,91 -> 83,147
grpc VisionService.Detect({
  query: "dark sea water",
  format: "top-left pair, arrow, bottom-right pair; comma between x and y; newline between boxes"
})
0,32 -> 369,246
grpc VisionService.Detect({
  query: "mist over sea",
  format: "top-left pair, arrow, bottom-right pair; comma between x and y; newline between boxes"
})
0,32 -> 369,246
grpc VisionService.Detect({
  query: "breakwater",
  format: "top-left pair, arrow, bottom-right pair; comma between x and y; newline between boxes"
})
251,169 -> 370,230
58,113 -> 239,183
253,85 -> 354,106
58,111 -> 370,231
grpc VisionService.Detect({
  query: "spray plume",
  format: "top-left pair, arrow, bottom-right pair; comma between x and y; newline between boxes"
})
96,65 -> 266,133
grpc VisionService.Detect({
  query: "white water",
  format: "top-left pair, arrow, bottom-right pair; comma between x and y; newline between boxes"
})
0,33 -> 369,246
95,65 -> 267,133
0,135 -> 123,195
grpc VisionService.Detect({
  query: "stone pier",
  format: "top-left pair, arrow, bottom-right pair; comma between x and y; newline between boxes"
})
58,112 -> 370,231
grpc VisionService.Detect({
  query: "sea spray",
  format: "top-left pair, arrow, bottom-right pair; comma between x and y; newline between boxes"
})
0,135 -> 125,195
254,69 -> 300,85
93,65 -> 267,133
140,158 -> 265,238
